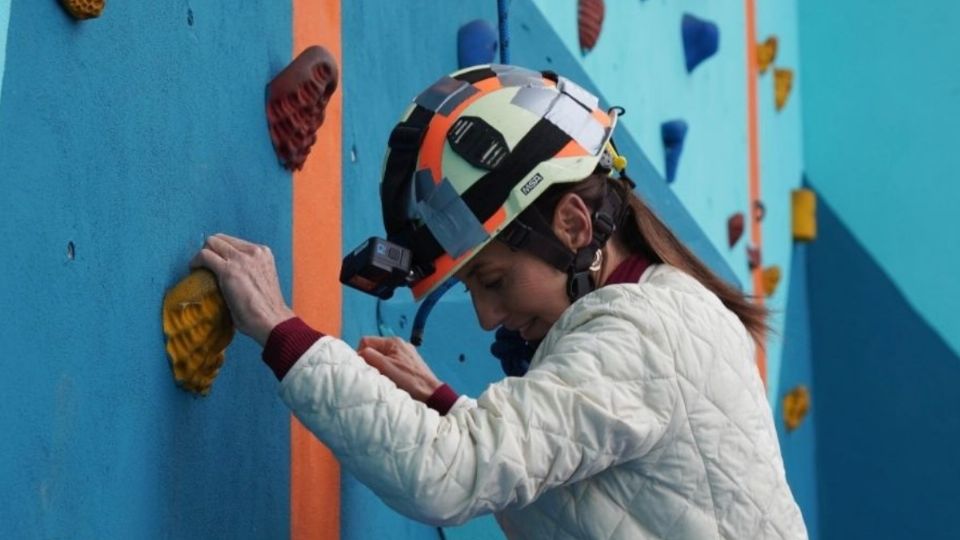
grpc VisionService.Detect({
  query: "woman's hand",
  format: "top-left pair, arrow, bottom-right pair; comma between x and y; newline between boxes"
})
190,234 -> 296,346
357,336 -> 443,402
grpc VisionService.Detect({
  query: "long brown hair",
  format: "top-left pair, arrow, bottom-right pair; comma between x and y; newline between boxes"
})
524,173 -> 769,348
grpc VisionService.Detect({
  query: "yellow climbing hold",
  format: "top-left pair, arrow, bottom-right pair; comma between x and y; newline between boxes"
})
774,68 -> 794,111
761,265 -> 781,297
792,188 -> 817,242
757,36 -> 778,75
60,0 -> 105,20
782,385 -> 811,432
612,155 -> 628,172
162,269 -> 235,396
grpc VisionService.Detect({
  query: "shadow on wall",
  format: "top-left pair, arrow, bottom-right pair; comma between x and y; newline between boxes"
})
807,193 -> 960,540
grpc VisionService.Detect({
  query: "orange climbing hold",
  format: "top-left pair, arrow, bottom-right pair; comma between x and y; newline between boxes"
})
761,265 -> 781,297
782,385 -> 811,432
774,68 -> 794,111
578,0 -> 605,53
792,188 -> 817,242
266,46 -> 340,171
757,36 -> 778,75
60,0 -> 104,20
162,269 -> 235,396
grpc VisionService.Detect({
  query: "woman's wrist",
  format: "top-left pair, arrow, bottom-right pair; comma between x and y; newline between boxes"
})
252,306 -> 297,346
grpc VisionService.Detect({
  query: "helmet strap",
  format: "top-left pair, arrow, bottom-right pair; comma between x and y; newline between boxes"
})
498,180 -> 629,303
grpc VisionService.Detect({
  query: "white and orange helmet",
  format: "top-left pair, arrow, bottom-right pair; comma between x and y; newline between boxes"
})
380,64 -> 628,301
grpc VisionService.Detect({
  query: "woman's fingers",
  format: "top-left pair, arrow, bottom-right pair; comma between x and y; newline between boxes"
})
187,233 -> 295,346
358,346 -> 391,374
355,335 -> 441,401
358,335 -> 397,354
204,234 -> 242,261
212,233 -> 262,255
189,247 -> 226,273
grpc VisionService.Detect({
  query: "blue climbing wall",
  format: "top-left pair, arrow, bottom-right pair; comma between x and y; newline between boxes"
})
0,2 -> 294,537
799,1 -> 960,538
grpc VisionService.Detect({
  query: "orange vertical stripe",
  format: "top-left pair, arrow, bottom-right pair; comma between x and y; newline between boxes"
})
745,0 -> 767,385
291,0 -> 341,539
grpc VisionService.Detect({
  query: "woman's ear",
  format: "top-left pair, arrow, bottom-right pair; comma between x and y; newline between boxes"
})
552,193 -> 594,251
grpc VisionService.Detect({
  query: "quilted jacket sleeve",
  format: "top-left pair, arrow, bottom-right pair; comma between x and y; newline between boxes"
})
278,290 -> 678,526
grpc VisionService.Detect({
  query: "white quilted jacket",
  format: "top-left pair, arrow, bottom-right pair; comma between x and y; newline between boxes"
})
279,265 -> 808,539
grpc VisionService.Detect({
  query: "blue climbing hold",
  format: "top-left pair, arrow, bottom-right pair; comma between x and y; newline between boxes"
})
682,13 -> 719,73
458,19 -> 499,69
661,120 -> 688,183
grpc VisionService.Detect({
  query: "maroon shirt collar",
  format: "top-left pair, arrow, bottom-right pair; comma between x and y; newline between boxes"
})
603,253 -> 652,286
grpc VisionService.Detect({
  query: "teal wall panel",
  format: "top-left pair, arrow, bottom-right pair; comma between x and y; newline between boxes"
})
0,2 -> 293,538
799,0 -> 960,356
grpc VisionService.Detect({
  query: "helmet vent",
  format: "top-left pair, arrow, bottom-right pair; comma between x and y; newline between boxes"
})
447,116 -> 510,171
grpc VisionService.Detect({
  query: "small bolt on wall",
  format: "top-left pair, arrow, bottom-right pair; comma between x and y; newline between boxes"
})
60,0 -> 105,20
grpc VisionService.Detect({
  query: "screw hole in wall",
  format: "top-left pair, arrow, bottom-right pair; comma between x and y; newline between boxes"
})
350,144 -> 358,163
458,353 -> 466,363
66,241 -> 75,261
187,8 -> 194,26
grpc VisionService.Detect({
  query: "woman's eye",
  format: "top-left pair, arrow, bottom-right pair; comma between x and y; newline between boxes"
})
482,278 -> 504,290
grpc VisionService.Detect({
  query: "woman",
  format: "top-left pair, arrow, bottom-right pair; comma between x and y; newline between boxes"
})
193,65 -> 807,539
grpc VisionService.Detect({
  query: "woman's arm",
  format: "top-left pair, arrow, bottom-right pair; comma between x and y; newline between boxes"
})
190,233 -> 677,525
276,299 -> 677,526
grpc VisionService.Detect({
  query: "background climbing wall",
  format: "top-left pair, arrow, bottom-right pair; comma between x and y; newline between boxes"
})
0,2 -> 295,538
798,1 -> 960,539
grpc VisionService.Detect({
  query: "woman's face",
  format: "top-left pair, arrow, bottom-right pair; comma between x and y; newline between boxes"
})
455,240 -> 571,342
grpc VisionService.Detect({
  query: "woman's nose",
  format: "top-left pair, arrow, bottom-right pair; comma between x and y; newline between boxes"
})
471,292 -> 506,331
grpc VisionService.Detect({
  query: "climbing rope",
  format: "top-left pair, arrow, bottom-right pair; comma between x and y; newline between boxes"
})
498,0 -> 510,64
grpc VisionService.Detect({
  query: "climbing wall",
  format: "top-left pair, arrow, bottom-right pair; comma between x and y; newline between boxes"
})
0,1 -> 294,538
799,1 -> 960,538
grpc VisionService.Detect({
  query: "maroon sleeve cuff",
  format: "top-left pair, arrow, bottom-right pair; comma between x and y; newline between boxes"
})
261,317 -> 324,380
425,383 -> 460,416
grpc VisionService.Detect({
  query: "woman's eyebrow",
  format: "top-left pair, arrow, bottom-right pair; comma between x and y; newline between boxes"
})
465,261 -> 491,280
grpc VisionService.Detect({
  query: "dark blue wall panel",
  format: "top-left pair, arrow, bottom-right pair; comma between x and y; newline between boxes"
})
808,196 -> 960,540
0,2 -> 293,538
776,242 -> 820,538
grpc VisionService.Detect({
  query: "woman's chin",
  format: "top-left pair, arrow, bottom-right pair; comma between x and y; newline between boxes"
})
520,321 -> 545,342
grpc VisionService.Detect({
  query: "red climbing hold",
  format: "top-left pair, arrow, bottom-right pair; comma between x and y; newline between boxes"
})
728,213 -> 745,248
578,0 -> 605,53
266,46 -> 340,171
747,246 -> 762,270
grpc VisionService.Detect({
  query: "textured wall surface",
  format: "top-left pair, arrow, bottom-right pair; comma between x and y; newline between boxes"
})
0,2 -> 293,538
